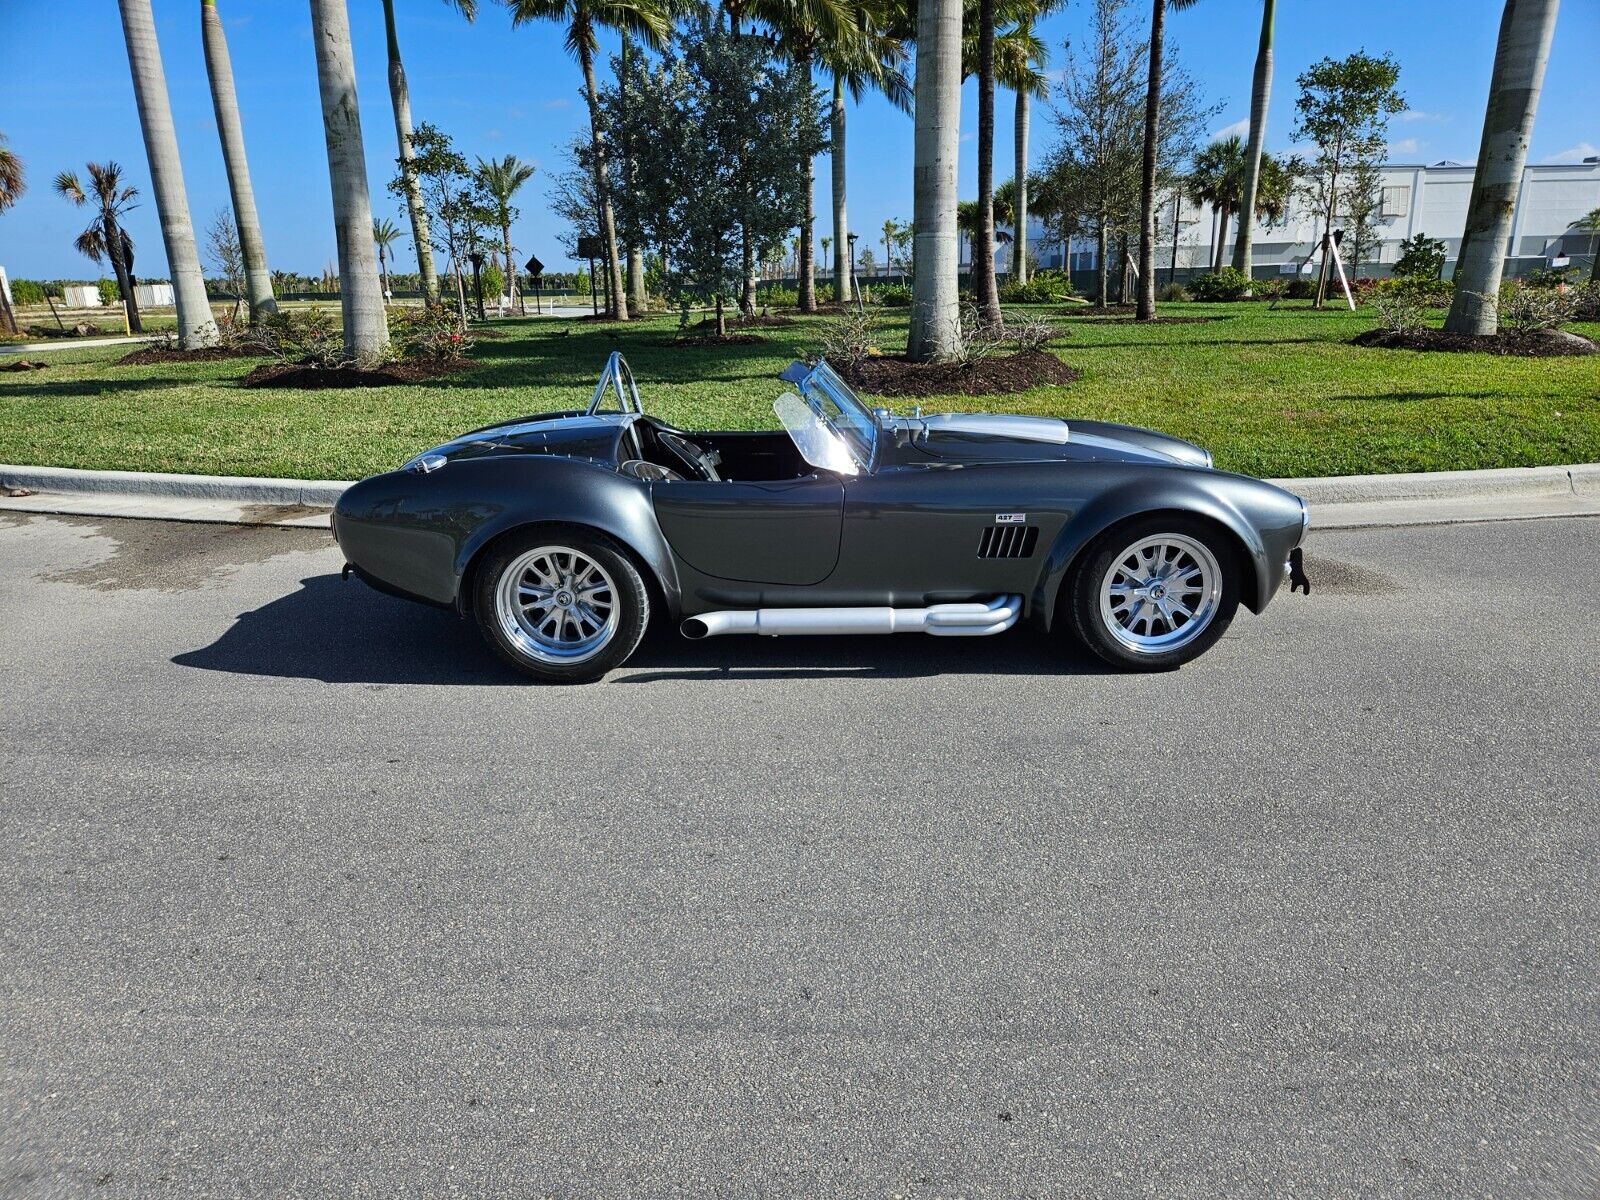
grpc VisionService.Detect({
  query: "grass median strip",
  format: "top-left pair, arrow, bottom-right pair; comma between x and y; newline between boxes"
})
2,302 -> 1596,480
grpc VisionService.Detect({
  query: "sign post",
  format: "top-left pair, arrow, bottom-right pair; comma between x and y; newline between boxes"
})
576,236 -> 603,317
524,255 -> 545,316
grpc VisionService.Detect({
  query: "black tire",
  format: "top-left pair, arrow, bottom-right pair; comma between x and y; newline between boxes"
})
1067,514 -> 1241,671
472,526 -> 650,683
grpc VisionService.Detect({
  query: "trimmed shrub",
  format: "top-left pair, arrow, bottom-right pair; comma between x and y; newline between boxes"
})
1371,279 -> 1434,334
1158,282 -> 1191,302
1000,269 -> 1074,303
873,283 -> 913,307
1283,278 -> 1316,300
97,278 -> 120,306
757,285 -> 798,307
1187,267 -> 1251,301
1499,279 -> 1578,335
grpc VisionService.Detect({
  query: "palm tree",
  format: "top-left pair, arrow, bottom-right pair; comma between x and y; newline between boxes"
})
994,20 -> 1049,287
1445,0 -> 1560,335
1572,207 -> 1600,283
373,217 -> 402,301
475,155 -> 536,315
823,0 -> 911,305
1006,4 -> 1059,286
0,133 -> 22,213
310,0 -> 390,358
1229,0 -> 1275,284
117,0 -> 217,347
384,1 -> 475,309
508,0 -> 672,322
201,0 -> 276,322
909,0 -> 963,361
1134,0 -> 1200,321
55,163 -> 144,333
0,133 -> 25,334
1187,135 -> 1247,272
965,0 -> 1002,327
882,216 -> 896,276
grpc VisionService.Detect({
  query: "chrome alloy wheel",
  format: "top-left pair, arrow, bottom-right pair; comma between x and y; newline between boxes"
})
1098,533 -> 1222,655
494,545 -> 620,665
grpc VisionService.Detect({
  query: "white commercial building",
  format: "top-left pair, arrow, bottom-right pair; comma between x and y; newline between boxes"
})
1005,157 -> 1600,283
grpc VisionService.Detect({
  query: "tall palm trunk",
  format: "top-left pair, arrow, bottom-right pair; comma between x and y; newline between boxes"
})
973,0 -> 1002,329
830,76 -> 849,306
378,244 -> 391,300
579,38 -> 628,321
1213,204 -> 1230,272
620,34 -> 647,314
383,0 -> 439,307
1230,0 -> 1275,285
1134,0 -> 1166,320
118,0 -> 217,348
1013,86 -> 1029,284
1445,0 -> 1560,335
201,0 -> 276,322
106,217 -> 144,332
310,0 -> 390,358
502,221 -> 518,311
908,0 -> 962,361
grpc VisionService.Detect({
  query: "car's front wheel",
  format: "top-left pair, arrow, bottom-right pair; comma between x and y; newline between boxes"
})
474,528 -> 650,683
1068,516 -> 1240,671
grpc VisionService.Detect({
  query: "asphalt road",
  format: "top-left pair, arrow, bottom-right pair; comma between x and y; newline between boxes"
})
2,511 -> 1596,1199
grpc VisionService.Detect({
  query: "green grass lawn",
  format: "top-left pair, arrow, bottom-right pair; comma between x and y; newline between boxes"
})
2,301 -> 1596,480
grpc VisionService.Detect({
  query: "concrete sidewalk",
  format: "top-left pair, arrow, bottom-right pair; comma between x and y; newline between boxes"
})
2,460 -> 1598,531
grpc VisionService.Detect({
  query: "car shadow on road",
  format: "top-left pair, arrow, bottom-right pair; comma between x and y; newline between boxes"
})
173,573 -> 1113,686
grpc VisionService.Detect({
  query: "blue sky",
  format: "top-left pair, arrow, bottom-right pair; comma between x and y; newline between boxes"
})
1,0 -> 1595,280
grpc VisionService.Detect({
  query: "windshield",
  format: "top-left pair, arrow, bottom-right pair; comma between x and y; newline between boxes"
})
773,392 -> 860,476
774,360 -> 877,473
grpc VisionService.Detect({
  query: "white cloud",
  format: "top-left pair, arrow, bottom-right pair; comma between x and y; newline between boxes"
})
1388,137 -> 1422,156
543,98 -> 571,111
1544,141 -> 1599,164
1397,109 -> 1444,123
1210,118 -> 1249,142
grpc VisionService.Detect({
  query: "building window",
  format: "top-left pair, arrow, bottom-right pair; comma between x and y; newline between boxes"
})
1381,185 -> 1410,217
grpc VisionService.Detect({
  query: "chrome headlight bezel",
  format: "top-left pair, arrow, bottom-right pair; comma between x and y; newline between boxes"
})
404,452 -> 448,474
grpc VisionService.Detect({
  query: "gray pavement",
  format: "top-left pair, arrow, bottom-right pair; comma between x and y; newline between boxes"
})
1,511 -> 1596,1198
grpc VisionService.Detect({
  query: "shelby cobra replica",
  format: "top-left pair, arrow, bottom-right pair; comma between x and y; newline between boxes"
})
333,353 -> 1310,682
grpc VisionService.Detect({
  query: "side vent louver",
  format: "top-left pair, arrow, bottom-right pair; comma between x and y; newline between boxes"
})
977,525 -> 1039,559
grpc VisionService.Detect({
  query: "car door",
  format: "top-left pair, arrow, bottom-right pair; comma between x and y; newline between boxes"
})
651,474 -> 845,585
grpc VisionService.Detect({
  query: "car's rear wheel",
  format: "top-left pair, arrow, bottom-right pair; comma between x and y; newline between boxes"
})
1068,516 -> 1240,671
474,528 -> 649,683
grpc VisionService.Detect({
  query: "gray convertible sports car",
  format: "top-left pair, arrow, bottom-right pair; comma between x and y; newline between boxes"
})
333,352 -> 1310,682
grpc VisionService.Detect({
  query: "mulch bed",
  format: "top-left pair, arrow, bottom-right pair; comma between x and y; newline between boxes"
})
650,333 -> 767,347
119,345 -> 267,365
691,314 -> 797,330
1351,327 -> 1598,357
844,350 -> 1080,399
240,357 -> 473,389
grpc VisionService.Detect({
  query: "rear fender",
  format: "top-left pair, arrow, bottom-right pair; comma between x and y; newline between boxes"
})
1033,486 -> 1269,628
444,457 -> 682,617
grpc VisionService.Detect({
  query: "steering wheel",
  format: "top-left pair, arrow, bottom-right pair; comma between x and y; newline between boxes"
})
657,431 -> 721,482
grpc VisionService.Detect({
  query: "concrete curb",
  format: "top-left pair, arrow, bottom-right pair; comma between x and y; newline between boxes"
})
3,461 -> 1599,531
0,463 -> 350,507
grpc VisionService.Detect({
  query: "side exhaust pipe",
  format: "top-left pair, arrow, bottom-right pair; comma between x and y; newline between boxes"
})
681,595 -> 1023,640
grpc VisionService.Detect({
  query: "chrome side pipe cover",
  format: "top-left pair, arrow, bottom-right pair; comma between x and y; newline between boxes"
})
680,595 -> 1023,640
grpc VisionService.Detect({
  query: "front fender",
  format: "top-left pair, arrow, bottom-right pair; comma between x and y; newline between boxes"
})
1033,474 -> 1299,627
334,456 -> 681,616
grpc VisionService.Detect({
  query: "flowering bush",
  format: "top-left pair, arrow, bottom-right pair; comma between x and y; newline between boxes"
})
390,305 -> 474,361
258,306 -> 343,366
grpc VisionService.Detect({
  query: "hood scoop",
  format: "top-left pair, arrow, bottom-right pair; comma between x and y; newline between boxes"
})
917,413 -> 1071,446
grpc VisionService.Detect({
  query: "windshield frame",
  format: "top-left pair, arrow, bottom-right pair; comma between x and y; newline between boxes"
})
778,360 -> 879,474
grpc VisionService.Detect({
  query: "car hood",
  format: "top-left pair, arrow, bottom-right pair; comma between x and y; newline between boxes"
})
413,411 -> 634,468
900,413 -> 1212,469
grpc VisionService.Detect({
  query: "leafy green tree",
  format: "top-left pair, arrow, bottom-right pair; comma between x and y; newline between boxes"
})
506,0 -> 674,321
391,123 -> 487,328
55,162 -> 143,332
602,14 -> 823,335
1288,50 -> 1404,308
1342,156 -> 1383,277
1392,232 -> 1447,280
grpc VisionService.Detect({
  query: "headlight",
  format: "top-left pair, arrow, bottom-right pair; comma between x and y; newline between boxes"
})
404,452 -> 448,474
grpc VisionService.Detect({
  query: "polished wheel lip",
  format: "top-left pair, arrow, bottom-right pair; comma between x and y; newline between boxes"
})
1098,533 -> 1221,655
494,545 -> 620,666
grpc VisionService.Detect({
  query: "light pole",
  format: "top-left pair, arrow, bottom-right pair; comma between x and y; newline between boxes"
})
847,232 -> 859,310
